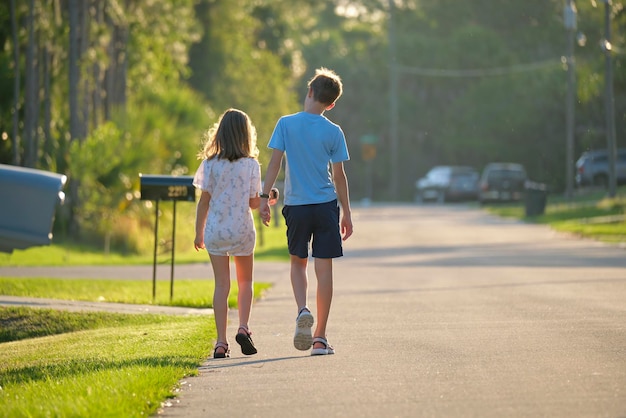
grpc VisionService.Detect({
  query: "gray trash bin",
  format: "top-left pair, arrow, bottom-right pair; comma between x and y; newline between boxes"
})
0,164 -> 67,253
524,181 -> 547,217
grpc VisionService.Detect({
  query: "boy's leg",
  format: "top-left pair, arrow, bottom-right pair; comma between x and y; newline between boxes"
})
208,254 -> 231,346
283,204 -> 312,311
290,255 -> 309,310
308,200 -> 341,353
233,254 -> 254,329
291,255 -> 314,350
313,257 -> 333,341
283,204 -> 316,349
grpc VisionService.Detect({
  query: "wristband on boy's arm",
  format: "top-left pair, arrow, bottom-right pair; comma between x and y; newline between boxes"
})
260,188 -> 278,199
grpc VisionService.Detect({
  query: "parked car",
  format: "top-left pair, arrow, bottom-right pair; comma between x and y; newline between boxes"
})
479,163 -> 527,204
415,165 -> 480,203
575,148 -> 626,188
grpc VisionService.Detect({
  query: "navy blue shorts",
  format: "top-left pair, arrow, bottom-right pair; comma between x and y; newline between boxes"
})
282,199 -> 343,259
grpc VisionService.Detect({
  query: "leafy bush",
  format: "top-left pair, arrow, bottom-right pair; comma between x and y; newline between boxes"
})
67,85 -> 211,254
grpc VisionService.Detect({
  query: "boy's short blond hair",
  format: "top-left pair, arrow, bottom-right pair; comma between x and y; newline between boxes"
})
307,67 -> 343,106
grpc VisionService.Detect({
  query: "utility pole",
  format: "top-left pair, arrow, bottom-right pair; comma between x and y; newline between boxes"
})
601,0 -> 617,197
388,0 -> 399,200
564,0 -> 577,199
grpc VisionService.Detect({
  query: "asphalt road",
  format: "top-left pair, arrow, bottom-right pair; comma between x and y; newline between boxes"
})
2,204 -> 625,417
161,204 -> 625,418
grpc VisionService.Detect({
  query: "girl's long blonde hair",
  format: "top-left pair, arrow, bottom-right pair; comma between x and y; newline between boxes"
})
198,108 -> 259,161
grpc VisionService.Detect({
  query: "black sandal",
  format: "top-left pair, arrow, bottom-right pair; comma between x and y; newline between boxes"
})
235,326 -> 258,355
213,341 -> 230,359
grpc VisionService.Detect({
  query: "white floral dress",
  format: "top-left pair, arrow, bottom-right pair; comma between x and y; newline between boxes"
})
193,157 -> 261,256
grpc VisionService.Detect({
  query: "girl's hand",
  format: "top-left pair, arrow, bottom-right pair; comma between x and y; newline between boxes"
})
260,202 -> 271,226
194,237 -> 205,251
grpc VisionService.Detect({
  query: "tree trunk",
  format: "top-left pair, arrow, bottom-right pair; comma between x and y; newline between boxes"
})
42,44 -> 53,170
104,3 -> 128,120
10,0 -> 20,166
23,0 -> 39,167
67,0 -> 82,236
68,0 -> 80,144
92,0 -> 104,127
80,0 -> 89,139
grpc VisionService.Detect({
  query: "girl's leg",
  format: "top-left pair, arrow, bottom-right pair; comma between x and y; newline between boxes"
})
233,254 -> 257,355
313,257 -> 333,343
233,254 -> 254,329
290,255 -> 309,311
209,253 -> 231,351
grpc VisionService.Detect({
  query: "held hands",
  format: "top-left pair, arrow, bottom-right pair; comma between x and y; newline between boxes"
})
260,188 -> 279,226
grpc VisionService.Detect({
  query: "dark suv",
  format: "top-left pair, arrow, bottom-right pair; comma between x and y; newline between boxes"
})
478,163 -> 527,204
575,148 -> 626,188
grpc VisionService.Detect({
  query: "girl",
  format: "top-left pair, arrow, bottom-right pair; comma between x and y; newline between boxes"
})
193,108 -> 275,358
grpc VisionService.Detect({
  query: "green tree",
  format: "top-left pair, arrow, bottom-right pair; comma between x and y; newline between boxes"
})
188,0 -> 298,166
2,0 -> 623,255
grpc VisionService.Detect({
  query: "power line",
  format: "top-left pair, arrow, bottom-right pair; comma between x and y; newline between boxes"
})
396,58 -> 562,78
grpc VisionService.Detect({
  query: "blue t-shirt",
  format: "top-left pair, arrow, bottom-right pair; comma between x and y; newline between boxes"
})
268,112 -> 349,206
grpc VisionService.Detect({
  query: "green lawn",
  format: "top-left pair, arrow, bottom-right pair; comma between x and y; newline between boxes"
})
0,219 -> 281,417
0,276 -> 269,416
0,218 -> 289,267
0,307 -> 214,417
0,275 -> 270,416
484,187 -> 626,244
0,277 -> 271,309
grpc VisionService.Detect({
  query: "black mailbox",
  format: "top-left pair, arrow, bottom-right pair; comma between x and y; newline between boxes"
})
0,164 -> 67,253
138,173 -> 196,302
139,174 -> 195,202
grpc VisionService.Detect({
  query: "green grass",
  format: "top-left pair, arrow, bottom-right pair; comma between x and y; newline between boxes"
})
0,219 -> 289,267
484,187 -> 626,244
0,307 -> 214,417
0,274 -> 271,416
0,277 -> 271,309
0,210 -> 280,417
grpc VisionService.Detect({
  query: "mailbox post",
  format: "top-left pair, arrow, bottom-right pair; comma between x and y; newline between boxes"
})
139,174 -> 195,302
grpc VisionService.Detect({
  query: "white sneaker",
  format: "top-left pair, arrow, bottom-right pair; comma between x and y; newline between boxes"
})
311,337 -> 334,356
293,308 -> 314,350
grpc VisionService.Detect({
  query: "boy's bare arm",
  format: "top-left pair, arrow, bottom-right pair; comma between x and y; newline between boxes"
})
332,161 -> 353,240
262,149 -> 284,194
260,149 -> 284,226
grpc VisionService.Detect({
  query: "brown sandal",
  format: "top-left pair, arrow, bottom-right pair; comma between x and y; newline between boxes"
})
213,341 -> 230,359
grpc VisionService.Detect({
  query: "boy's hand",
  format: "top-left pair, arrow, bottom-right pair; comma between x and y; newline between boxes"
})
268,188 -> 279,206
341,214 -> 353,240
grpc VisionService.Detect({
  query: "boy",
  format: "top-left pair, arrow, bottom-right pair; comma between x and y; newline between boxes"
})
259,67 -> 353,356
